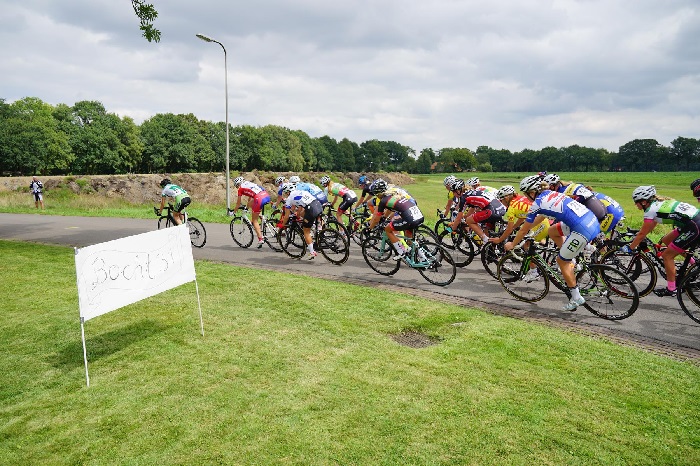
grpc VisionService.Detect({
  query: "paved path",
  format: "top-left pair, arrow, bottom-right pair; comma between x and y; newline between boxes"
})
2,213 -> 699,360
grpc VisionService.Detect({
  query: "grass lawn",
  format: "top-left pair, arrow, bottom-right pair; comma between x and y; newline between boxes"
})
1,240 -> 699,465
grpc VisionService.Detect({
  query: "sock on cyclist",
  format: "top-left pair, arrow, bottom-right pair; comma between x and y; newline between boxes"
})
307,244 -> 315,254
393,241 -> 405,255
570,286 -> 583,301
668,281 -> 677,292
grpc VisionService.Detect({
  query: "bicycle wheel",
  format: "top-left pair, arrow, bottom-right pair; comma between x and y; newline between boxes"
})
230,216 -> 254,248
187,217 -> 207,248
318,227 -> 350,265
599,250 -> 656,297
361,234 -> 401,276
497,253 -> 549,302
577,264 -> 639,320
278,223 -> 306,259
480,241 -> 505,279
262,218 -> 282,252
434,218 -> 450,237
416,241 -> 457,286
438,229 -> 474,267
677,265 -> 700,324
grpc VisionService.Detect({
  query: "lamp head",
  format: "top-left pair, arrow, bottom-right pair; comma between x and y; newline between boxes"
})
196,33 -> 214,42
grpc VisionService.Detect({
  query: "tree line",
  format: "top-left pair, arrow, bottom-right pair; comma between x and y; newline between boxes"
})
1,97 -> 699,176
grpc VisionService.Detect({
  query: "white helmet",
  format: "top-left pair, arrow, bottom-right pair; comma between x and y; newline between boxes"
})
233,176 -> 245,187
520,175 -> 544,194
443,175 -> 456,187
289,175 -> 301,183
632,185 -> 656,202
466,177 -> 480,187
319,175 -> 331,186
542,174 -> 560,185
496,185 -> 516,200
282,182 -> 297,194
275,176 -> 286,185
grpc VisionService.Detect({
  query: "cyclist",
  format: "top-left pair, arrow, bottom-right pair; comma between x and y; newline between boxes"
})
466,176 -> 498,195
505,175 -> 600,311
320,176 -> 358,224
277,182 -> 324,260
355,175 -> 373,209
273,175 -> 287,208
158,178 -> 191,226
628,185 -> 700,297
691,178 -> 700,202
233,176 -> 271,248
544,174 -> 606,222
366,178 -> 425,260
448,179 -> 506,245
442,175 -> 457,217
490,185 -> 550,245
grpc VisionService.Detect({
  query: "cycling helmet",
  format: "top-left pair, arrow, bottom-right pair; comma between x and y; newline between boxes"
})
275,176 -> 286,185
691,179 -> 700,197
542,173 -> 560,186
159,178 -> 171,188
632,185 -> 656,202
319,175 -> 331,186
451,179 -> 466,191
443,175 -> 456,187
289,175 -> 301,183
496,185 -> 516,200
369,179 -> 388,195
466,176 -> 480,187
520,175 -> 544,193
282,182 -> 297,194
358,175 -> 368,185
233,176 -> 245,187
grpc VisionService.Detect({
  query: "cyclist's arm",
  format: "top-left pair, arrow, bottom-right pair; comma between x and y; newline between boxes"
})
629,220 -> 656,250
505,215 -> 542,250
159,194 -> 167,212
493,219 -> 522,243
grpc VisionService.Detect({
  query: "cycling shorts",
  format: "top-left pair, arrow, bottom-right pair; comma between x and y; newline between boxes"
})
251,192 -> 271,213
175,196 -> 191,212
338,192 -> 358,213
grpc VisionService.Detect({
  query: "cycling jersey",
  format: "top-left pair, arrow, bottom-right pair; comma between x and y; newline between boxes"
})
526,190 -> 600,239
643,200 -> 700,226
237,181 -> 270,213
561,183 -> 606,221
296,182 -> 328,204
595,192 -> 624,234
285,189 -> 323,227
505,194 -> 549,241
376,194 -> 424,231
161,183 -> 191,211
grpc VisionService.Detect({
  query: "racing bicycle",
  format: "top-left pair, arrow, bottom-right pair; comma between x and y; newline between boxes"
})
154,204 -> 207,248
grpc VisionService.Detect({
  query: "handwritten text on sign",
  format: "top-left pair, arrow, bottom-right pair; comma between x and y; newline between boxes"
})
75,225 -> 196,321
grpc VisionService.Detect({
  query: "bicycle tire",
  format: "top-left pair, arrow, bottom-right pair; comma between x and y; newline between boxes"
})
278,223 -> 306,259
437,229 -> 474,267
416,241 -> 457,286
577,264 -> 639,320
318,227 -> 350,265
497,252 -> 549,302
230,215 -> 254,248
434,218 -> 450,237
361,233 -> 401,276
600,249 -> 656,297
677,264 -> 700,324
482,241 -> 508,279
187,217 -> 207,248
262,218 -> 282,252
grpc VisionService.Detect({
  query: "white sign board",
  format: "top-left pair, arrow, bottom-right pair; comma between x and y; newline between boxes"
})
75,225 -> 196,321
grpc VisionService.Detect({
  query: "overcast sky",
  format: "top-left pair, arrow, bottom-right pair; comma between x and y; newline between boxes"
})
2,0 -> 699,153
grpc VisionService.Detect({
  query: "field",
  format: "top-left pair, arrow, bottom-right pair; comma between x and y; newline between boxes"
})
1,240 -> 699,464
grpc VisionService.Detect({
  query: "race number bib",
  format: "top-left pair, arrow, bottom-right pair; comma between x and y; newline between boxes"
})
568,200 -> 588,217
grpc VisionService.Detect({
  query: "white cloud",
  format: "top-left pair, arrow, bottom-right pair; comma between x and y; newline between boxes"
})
1,0 -> 699,153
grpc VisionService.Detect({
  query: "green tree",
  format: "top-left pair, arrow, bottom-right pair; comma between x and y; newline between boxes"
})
416,148 -> 435,174
132,1 -> 160,42
336,138 -> 356,171
140,113 -> 213,173
670,137 -> 700,170
618,139 -> 667,171
0,97 -> 72,175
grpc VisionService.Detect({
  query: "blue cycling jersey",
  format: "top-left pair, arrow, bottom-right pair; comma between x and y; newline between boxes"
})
526,190 -> 600,239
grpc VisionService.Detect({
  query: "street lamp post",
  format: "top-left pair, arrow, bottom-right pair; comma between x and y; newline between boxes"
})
196,33 -> 230,213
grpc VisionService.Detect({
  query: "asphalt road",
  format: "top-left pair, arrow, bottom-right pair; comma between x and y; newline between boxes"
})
2,212 -> 699,359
